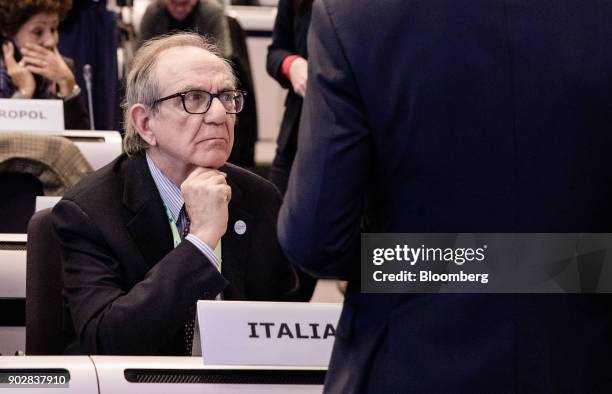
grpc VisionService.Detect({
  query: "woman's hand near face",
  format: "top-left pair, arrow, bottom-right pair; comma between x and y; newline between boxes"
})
21,43 -> 75,96
2,41 -> 36,98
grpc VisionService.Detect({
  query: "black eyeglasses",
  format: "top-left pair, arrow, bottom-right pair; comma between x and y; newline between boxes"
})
152,89 -> 246,114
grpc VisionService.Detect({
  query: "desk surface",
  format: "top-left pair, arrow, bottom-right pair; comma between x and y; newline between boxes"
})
0,356 -> 325,393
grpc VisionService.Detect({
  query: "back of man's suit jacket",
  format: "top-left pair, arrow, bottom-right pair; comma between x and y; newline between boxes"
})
279,1 -> 612,392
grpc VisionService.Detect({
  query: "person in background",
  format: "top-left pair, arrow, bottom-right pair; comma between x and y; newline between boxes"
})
266,0 -> 311,196
266,0 -> 316,301
139,0 -> 231,57
0,0 -> 89,130
58,0 -> 120,131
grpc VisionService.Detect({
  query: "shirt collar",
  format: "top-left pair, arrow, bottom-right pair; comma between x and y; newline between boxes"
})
146,152 -> 184,223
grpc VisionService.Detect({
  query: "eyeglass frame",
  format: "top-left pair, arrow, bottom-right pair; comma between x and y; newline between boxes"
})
151,89 -> 247,114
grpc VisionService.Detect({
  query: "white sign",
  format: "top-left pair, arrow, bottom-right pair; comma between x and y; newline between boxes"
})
197,301 -> 342,367
0,98 -> 64,132
60,130 -> 122,170
35,196 -> 62,212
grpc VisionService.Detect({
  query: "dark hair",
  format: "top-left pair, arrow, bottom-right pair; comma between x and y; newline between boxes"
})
0,0 -> 72,37
293,0 -> 313,16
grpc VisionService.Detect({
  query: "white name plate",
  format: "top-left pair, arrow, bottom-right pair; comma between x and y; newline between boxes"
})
0,98 -> 64,132
197,301 -> 342,367
35,196 -> 62,211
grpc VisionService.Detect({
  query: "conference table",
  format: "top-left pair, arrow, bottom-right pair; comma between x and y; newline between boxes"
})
0,356 -> 326,393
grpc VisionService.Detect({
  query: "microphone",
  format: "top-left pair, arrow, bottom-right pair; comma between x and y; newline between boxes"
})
83,64 -> 95,130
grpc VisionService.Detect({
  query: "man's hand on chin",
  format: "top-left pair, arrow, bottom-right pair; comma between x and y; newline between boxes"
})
181,167 -> 231,250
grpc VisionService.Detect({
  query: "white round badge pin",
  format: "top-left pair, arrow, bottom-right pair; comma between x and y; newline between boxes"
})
234,220 -> 247,235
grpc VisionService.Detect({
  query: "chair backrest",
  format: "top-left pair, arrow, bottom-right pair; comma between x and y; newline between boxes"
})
0,132 -> 92,196
0,172 -> 44,233
226,15 -> 258,168
25,208 -> 65,355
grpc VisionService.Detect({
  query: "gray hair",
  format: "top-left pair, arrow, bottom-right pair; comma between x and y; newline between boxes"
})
122,32 -> 236,155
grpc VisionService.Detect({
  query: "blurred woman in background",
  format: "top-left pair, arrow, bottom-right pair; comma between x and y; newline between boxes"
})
267,0 -> 316,300
266,0 -> 312,196
0,0 -> 88,129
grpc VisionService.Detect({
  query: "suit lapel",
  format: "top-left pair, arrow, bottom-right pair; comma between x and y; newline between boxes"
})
123,154 -> 174,270
120,158 -> 253,296
221,167 -> 252,300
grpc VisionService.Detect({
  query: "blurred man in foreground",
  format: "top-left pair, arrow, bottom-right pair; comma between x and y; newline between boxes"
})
279,1 -> 612,392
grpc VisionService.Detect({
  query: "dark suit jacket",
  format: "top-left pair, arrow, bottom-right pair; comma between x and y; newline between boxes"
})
266,0 -> 311,154
53,153 -> 298,355
279,1 -> 612,392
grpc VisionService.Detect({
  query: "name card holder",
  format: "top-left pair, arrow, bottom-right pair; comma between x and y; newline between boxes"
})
35,196 -> 62,211
0,98 -> 64,132
197,301 -> 342,367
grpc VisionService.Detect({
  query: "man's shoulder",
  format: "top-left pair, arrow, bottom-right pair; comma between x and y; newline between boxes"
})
62,153 -> 132,204
223,163 -> 282,207
224,163 -> 280,194
315,0 -> 386,30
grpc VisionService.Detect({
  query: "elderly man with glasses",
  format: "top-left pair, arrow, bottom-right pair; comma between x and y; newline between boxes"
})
52,33 -> 300,356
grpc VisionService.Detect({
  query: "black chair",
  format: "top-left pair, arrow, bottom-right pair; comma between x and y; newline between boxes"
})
227,15 -> 258,169
0,172 -> 44,233
25,208 -> 65,355
0,133 -> 92,234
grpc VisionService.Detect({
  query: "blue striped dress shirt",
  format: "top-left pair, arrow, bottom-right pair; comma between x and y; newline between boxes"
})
145,153 -> 220,270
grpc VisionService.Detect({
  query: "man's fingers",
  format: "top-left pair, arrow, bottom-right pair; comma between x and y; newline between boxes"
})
2,42 -> 17,67
184,167 -> 227,182
210,184 -> 232,203
194,167 -> 226,178
182,174 -> 229,196
185,167 -> 213,179
224,185 -> 232,203
208,174 -> 229,185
